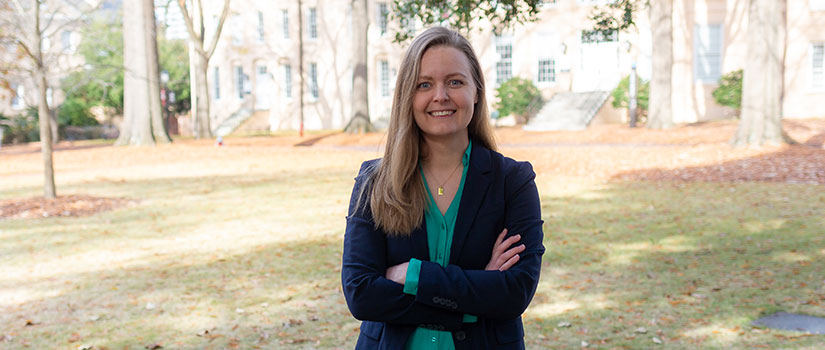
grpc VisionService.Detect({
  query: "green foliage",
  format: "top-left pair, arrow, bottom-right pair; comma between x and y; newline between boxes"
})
611,74 -> 649,113
494,77 -> 543,120
58,97 -> 98,127
712,69 -> 742,112
59,18 -> 191,125
390,0 -> 542,42
590,0 -> 641,36
158,36 -> 190,114
61,19 -> 124,117
0,109 -> 40,144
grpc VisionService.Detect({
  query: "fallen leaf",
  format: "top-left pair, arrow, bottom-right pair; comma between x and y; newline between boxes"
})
557,321 -> 571,328
144,343 -> 162,349
652,337 -> 663,344
634,327 -> 648,334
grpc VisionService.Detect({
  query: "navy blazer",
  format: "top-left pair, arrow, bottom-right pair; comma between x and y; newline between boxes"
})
342,143 -> 545,349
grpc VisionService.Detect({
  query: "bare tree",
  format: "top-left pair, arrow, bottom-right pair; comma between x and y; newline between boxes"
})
117,0 -> 170,145
646,0 -> 673,129
733,0 -> 792,146
591,0 -> 672,129
344,0 -> 372,134
593,0 -> 792,144
1,0 -> 100,199
177,0 -> 230,139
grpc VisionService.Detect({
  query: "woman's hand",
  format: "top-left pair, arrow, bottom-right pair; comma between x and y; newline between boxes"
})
485,228 -> 525,271
385,262 -> 409,285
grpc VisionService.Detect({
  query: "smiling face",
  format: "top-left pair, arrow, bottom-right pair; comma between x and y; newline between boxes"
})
412,45 -> 477,142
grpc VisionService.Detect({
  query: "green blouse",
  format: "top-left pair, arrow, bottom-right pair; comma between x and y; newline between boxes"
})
402,140 -> 475,350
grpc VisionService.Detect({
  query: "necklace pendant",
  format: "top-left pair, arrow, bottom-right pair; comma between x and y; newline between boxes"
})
437,187 -> 444,196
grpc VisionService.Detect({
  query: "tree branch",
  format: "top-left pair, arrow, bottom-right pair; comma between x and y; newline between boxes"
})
176,0 -> 205,56
204,0 -> 230,60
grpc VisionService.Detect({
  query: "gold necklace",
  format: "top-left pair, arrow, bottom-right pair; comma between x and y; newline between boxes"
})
427,161 -> 463,196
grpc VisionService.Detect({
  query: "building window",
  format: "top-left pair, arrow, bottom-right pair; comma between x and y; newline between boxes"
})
377,2 -> 388,35
282,9 -> 289,39
213,67 -> 220,99
235,66 -> 245,99
495,34 -> 513,85
539,0 -> 558,8
308,7 -> 317,39
309,62 -> 319,99
811,0 -> 825,11
694,24 -> 723,83
257,11 -> 265,42
537,58 -> 556,83
61,30 -> 74,52
11,84 -> 24,110
581,29 -> 617,43
380,60 -> 390,97
813,43 -> 824,89
284,64 -> 292,98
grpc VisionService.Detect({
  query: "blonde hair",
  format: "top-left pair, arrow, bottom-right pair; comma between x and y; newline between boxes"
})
367,26 -> 497,236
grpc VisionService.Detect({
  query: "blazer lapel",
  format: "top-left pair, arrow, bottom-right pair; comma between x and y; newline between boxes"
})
450,144 -> 493,264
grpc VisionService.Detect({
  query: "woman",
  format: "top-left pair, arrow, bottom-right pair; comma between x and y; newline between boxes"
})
342,26 -> 544,349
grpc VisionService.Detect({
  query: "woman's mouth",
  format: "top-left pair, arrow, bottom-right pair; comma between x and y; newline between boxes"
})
429,110 -> 455,118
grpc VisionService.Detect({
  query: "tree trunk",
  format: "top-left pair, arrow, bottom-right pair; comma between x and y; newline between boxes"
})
647,0 -> 673,129
49,103 -> 59,142
298,0 -> 305,136
33,0 -> 56,199
733,0 -> 791,146
193,54 -> 212,137
145,0 -> 171,143
117,0 -> 154,145
344,0 -> 373,134
37,69 -> 56,199
177,0 -> 228,139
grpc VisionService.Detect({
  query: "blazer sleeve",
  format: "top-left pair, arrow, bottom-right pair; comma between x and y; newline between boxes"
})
412,161 -> 545,320
341,161 -> 464,330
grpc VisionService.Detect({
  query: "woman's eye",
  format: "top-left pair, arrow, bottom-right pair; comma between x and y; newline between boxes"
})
417,82 -> 431,89
449,80 -> 464,86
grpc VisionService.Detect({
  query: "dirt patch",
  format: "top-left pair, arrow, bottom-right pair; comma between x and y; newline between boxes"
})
0,195 -> 136,219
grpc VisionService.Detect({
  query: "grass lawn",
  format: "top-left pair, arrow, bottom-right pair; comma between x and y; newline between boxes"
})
1,121 -> 824,349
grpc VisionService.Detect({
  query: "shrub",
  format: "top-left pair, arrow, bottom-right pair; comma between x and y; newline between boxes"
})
712,69 -> 742,114
58,97 -> 99,127
0,109 -> 40,144
495,77 -> 543,121
611,74 -> 649,113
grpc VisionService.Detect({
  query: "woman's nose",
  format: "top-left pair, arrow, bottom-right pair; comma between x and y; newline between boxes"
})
432,84 -> 449,102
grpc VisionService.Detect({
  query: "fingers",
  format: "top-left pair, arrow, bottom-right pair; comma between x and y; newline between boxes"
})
485,229 -> 526,271
498,252 -> 521,271
496,243 -> 525,270
493,228 -> 507,247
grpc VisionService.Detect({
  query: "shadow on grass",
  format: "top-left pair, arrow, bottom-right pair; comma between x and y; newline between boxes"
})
1,168 -> 360,347
612,134 -> 825,184
2,236 -> 352,348
530,181 -> 825,348
3,168 -> 824,348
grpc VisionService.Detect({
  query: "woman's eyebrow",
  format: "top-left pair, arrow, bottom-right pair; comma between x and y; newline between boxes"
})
417,72 -> 468,80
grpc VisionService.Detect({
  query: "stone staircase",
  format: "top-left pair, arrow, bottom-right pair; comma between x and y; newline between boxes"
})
524,91 -> 610,131
212,107 -> 253,137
